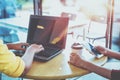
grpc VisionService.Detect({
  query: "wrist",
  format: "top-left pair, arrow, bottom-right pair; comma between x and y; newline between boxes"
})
82,60 -> 98,72
83,61 -> 90,69
25,47 -> 36,54
80,60 -> 90,70
103,49 -> 108,56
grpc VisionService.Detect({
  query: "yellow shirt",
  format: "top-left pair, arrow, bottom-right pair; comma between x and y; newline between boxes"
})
0,40 -> 25,77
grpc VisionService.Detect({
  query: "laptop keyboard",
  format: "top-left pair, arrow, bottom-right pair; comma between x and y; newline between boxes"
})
13,47 -> 62,60
35,47 -> 61,57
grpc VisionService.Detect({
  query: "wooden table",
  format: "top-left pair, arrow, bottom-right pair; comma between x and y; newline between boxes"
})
22,42 -> 107,80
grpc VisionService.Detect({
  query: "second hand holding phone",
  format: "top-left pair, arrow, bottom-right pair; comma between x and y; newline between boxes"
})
83,42 -> 103,58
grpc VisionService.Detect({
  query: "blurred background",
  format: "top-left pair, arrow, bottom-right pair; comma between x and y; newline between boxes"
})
0,0 -> 120,80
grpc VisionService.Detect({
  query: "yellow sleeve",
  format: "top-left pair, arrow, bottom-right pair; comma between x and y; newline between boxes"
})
0,40 -> 25,77
5,56 -> 25,77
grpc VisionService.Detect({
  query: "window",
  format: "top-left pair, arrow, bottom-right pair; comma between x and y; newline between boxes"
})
111,0 -> 120,51
41,0 -> 108,47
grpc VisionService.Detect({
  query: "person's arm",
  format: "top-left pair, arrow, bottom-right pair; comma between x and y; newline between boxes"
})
80,59 -> 112,79
0,41 -> 44,77
95,46 -> 120,60
6,43 -> 29,50
69,53 -> 112,79
21,44 -> 44,75
104,49 -> 120,60
6,42 -> 44,74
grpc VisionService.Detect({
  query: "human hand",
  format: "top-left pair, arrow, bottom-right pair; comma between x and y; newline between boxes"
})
26,44 -> 44,54
68,53 -> 86,68
94,46 -> 107,56
7,43 -> 29,50
21,44 -> 44,74
12,43 -> 29,51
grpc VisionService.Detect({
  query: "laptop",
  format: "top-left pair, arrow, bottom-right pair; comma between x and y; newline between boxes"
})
14,15 -> 69,61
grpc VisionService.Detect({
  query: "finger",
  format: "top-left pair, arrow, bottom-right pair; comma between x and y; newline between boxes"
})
21,45 -> 29,49
94,46 -> 101,50
21,43 -> 29,46
20,47 -> 26,51
39,45 -> 44,48
68,60 -> 73,64
68,61 -> 73,64
95,46 -> 104,51
70,56 -> 76,62
41,45 -> 44,50
70,53 -> 76,56
40,47 -> 44,51
68,61 -> 76,66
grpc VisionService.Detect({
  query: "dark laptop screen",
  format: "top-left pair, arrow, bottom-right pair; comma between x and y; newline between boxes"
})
27,15 -> 69,49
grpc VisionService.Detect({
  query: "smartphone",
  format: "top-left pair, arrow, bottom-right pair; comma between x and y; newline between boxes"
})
83,42 -> 103,58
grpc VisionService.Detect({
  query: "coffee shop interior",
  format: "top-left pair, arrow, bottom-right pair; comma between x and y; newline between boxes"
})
0,0 -> 120,80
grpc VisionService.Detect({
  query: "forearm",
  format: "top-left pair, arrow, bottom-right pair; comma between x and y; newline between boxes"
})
83,61 -> 112,79
106,49 -> 120,60
6,43 -> 14,49
21,44 -> 43,74
21,50 -> 35,74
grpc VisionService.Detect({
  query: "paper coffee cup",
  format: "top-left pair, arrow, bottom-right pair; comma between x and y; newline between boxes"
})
71,43 -> 83,54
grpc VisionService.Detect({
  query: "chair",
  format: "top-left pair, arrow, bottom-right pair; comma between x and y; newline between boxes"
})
85,16 -> 107,44
61,12 -> 77,21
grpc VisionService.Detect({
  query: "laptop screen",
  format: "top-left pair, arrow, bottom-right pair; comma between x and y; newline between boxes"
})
27,15 -> 69,49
